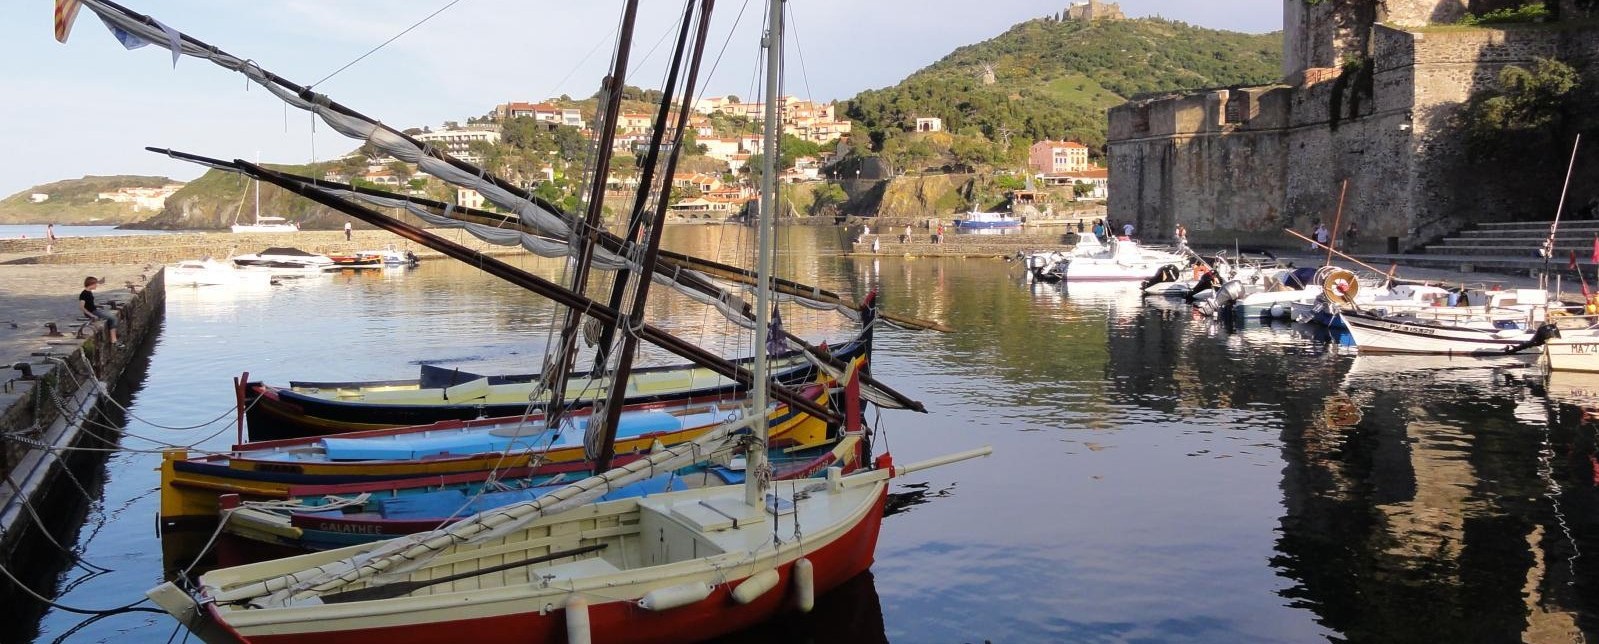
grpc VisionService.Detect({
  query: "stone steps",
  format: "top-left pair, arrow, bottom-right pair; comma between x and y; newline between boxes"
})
1423,220 -> 1599,257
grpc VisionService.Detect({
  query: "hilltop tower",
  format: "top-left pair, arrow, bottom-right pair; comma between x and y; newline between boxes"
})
1065,0 -> 1125,22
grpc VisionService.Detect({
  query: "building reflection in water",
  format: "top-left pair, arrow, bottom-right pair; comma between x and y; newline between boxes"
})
1273,358 -> 1593,641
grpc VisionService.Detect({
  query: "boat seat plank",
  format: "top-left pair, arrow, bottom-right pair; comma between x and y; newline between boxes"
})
357,389 -> 446,403
443,378 -> 491,402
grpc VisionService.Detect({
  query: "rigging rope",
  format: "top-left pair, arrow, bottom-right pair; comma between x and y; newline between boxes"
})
311,0 -> 464,88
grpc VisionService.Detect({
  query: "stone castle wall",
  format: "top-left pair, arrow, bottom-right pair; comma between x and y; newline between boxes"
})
1110,19 -> 1599,251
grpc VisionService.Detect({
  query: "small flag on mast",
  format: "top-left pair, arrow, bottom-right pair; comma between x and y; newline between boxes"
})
766,304 -> 785,357
54,0 -> 82,43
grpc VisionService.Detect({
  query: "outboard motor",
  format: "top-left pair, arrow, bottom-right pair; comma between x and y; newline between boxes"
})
1140,264 -> 1181,290
1503,323 -> 1561,354
1215,280 -> 1246,307
1186,270 -> 1219,300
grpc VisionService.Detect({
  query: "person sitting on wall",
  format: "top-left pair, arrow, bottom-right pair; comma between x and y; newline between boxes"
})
79,276 -> 123,349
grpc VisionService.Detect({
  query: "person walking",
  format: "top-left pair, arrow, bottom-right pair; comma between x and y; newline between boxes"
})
901,225 -> 911,244
1314,223 -> 1330,249
78,276 -> 122,349
45,223 -> 56,254
344,221 -> 353,241
1175,223 -> 1188,250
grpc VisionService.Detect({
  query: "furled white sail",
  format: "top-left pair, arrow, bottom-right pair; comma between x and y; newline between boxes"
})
79,0 -> 573,240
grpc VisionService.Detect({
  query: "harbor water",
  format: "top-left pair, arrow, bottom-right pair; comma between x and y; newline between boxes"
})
14,226 -> 1599,642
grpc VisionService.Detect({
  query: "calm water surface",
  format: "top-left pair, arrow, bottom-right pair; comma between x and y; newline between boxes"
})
15,226 -> 1599,643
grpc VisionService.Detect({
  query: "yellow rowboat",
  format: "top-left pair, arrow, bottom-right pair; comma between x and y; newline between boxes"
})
160,385 -> 831,543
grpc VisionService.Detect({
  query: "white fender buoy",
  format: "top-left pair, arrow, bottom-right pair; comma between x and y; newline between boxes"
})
565,596 -> 592,644
638,582 -> 714,611
1270,303 -> 1286,319
792,558 -> 815,613
732,569 -> 781,605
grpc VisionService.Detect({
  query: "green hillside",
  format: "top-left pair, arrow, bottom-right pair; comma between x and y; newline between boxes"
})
845,17 -> 1283,154
0,175 -> 180,224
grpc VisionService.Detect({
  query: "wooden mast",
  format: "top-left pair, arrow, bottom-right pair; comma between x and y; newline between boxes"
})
543,0 -> 641,435
149,146 -> 931,413
592,0 -> 715,472
238,160 -> 840,425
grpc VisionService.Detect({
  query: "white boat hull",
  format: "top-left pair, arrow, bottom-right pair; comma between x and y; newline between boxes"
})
1342,311 -> 1535,355
1543,335 -> 1599,372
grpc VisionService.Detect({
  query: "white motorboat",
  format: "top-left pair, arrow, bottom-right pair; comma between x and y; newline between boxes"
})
363,248 -> 420,267
1541,325 -> 1599,372
166,258 -> 272,287
1341,309 -> 1547,354
1048,235 -> 1184,282
231,247 -> 334,271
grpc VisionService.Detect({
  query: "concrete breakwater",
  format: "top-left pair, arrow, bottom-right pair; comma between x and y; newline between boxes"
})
0,229 -> 522,266
846,230 -> 1083,258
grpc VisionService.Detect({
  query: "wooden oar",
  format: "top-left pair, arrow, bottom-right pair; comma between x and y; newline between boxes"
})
319,543 -> 609,604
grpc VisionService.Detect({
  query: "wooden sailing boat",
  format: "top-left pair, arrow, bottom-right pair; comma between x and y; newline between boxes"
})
128,1 -> 989,640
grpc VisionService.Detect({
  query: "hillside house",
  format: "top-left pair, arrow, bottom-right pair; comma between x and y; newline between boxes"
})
1029,140 -> 1090,174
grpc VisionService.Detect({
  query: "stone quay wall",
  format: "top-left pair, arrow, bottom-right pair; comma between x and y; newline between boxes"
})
1109,22 -> 1599,252
0,268 -> 164,573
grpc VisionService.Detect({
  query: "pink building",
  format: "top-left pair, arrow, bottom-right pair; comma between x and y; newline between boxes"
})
1029,140 -> 1089,174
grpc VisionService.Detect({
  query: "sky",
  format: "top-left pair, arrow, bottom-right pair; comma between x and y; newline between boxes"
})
0,1 -> 1282,197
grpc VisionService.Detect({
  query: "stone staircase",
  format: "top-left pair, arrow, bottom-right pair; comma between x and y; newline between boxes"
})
1356,220 -> 1599,278
1424,220 -> 1599,258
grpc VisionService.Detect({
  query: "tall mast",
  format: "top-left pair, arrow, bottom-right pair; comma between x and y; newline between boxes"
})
544,0 -> 641,434
747,0 -> 783,509
592,0 -> 713,472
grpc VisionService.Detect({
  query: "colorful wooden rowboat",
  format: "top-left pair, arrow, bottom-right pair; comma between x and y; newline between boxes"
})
215,435 -> 864,558
241,334 -> 868,441
150,447 -> 990,644
160,384 -> 831,540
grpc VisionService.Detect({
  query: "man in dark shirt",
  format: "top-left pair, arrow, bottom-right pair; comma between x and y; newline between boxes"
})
78,276 -> 122,348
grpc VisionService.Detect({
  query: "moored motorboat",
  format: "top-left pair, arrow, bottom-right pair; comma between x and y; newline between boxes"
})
168,258 -> 273,287
954,210 -> 1021,230
1541,326 -> 1599,372
325,252 -> 385,269
233,247 -> 334,271
1341,309 -> 1551,354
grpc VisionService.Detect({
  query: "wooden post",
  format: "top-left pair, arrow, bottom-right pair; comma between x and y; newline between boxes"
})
1325,179 -> 1348,267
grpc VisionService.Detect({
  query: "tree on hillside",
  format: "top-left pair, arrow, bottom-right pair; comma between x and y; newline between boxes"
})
809,182 -> 848,216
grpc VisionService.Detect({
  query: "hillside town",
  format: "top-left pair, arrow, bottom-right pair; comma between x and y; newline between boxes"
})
306,92 -> 1107,224
17,3 -> 1599,643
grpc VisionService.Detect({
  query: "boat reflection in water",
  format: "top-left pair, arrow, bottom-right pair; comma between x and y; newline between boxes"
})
1272,351 -> 1590,642
711,571 -> 887,644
